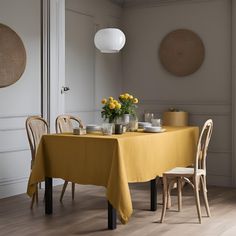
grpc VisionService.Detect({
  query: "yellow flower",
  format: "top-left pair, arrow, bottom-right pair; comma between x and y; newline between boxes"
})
133,98 -> 138,104
116,103 -> 121,109
101,98 -> 107,104
124,93 -> 129,99
109,103 -> 116,109
113,100 -> 118,105
129,95 -> 133,100
119,94 -> 124,99
109,96 -> 113,101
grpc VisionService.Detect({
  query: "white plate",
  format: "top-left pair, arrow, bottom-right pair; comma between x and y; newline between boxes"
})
86,124 -> 101,131
138,122 -> 152,128
86,124 -> 97,128
144,127 -> 166,133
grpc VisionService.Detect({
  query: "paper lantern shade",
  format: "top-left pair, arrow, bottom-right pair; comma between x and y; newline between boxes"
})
94,28 -> 126,53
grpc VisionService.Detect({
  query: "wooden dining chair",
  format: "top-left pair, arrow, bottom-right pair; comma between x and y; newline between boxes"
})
55,115 -> 84,202
25,116 -> 49,209
160,119 -> 213,223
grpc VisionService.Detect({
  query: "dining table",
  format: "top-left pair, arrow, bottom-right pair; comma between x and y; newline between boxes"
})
27,126 -> 199,230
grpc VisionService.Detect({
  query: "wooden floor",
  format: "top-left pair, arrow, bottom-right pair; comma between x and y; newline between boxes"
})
0,183 -> 236,236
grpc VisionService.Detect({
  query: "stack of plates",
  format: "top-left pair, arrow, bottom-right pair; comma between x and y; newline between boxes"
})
138,122 -> 152,129
86,124 -> 101,133
144,126 -> 166,133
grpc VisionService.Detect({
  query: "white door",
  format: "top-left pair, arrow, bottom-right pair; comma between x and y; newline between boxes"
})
65,8 -> 95,124
64,1 -> 123,126
0,0 -> 41,198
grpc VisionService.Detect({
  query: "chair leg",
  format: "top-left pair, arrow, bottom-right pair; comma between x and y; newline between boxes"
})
200,175 -> 211,217
167,190 -> 171,209
160,175 -> 168,223
60,181 -> 69,202
167,179 -> 176,209
30,193 -> 36,209
194,176 -> 202,223
72,183 -> 75,200
35,185 -> 39,205
177,177 -> 182,212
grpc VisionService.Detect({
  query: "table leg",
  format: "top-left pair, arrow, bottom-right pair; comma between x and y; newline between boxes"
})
150,177 -> 157,211
45,177 -> 53,214
108,201 -> 117,230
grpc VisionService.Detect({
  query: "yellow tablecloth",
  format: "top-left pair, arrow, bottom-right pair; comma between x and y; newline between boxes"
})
27,126 -> 198,224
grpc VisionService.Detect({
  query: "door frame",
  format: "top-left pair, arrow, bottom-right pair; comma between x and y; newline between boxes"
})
41,0 -> 65,131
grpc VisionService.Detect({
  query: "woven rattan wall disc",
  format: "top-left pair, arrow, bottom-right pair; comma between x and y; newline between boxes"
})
0,23 -> 26,88
159,29 -> 205,76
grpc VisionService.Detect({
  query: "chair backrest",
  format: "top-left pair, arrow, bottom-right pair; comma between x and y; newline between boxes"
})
55,115 -> 84,133
25,116 -> 49,168
194,119 -> 213,174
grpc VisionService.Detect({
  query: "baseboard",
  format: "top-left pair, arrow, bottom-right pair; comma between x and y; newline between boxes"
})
0,178 -> 64,199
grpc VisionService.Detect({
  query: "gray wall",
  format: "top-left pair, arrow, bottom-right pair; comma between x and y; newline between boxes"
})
122,0 -> 232,186
0,0 -> 41,198
65,0 -> 233,186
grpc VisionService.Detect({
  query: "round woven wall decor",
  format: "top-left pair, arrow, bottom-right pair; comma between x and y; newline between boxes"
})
0,23 -> 26,88
159,29 -> 205,76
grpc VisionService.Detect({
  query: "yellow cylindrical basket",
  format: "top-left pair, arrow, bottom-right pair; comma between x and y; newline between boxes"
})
163,111 -> 189,126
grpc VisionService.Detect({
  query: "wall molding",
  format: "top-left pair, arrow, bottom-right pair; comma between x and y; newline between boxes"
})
0,176 -> 29,187
139,100 -> 231,116
141,109 -> 231,117
0,128 -> 25,132
0,148 -> 29,154
0,113 -> 40,119
66,7 -> 122,21
139,99 -> 231,106
65,8 -> 93,18
124,0 -> 221,9
66,109 -> 100,114
189,112 -> 231,117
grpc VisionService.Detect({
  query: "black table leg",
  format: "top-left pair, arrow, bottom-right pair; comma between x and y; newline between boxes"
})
150,177 -> 157,211
45,177 -> 53,214
108,201 -> 117,230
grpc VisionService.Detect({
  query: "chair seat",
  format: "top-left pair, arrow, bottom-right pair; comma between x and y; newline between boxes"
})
164,167 -> 206,176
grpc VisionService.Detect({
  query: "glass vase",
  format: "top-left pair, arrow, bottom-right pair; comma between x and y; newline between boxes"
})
108,118 -> 117,134
122,114 -> 130,124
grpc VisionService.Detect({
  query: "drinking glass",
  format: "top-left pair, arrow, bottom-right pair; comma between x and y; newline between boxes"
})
151,118 -> 162,127
129,115 -> 138,131
102,123 -> 113,135
115,124 -> 123,134
144,113 -> 154,123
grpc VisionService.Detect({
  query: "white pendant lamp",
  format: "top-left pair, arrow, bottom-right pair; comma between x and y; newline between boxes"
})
94,28 -> 126,53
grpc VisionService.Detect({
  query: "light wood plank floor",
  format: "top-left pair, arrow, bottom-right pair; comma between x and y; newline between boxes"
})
0,183 -> 236,236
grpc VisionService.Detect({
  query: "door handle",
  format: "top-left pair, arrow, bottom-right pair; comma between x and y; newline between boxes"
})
61,86 -> 70,94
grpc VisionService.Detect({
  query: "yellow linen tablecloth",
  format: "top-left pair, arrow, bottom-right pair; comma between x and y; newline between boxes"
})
27,126 -> 198,224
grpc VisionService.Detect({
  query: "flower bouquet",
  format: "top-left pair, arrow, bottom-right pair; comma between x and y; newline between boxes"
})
101,97 -> 122,123
118,93 -> 138,116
